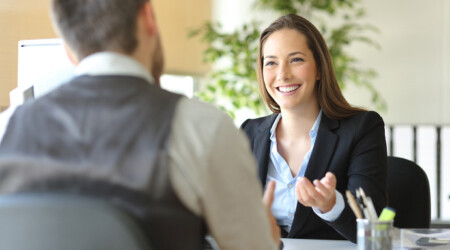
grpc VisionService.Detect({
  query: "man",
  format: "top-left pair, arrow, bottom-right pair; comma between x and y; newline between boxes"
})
0,0 -> 280,249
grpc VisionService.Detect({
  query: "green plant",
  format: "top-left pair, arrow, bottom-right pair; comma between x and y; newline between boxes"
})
191,0 -> 386,118
189,22 -> 264,118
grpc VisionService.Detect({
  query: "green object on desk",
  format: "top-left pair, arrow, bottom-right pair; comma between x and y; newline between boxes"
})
379,207 -> 396,221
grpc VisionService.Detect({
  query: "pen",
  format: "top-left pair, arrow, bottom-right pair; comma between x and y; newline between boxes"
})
357,188 -> 377,221
355,189 -> 370,219
346,190 -> 363,219
358,187 -> 368,203
365,196 -> 378,221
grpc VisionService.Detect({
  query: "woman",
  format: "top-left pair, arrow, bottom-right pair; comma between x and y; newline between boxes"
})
241,14 -> 387,243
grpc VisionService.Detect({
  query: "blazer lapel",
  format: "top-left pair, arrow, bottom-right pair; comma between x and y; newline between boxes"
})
288,114 -> 340,237
252,114 -> 277,187
304,114 -> 339,182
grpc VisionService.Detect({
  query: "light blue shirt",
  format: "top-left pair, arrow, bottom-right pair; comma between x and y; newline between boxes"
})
267,111 -> 344,232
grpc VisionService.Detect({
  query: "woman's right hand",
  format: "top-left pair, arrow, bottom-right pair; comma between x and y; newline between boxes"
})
295,172 -> 337,213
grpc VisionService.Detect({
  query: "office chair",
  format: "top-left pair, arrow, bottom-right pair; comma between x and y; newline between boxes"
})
387,156 -> 431,228
0,194 -> 152,250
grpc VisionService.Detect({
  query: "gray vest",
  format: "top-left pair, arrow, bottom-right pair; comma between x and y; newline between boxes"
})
0,75 -> 205,250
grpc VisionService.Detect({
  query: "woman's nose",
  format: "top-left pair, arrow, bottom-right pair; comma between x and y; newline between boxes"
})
276,64 -> 290,82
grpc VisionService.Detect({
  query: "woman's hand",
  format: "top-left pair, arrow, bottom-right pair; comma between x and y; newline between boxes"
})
295,172 -> 337,213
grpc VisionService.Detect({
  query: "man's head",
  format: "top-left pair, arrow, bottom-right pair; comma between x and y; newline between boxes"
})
50,0 -> 162,77
51,0 -> 146,59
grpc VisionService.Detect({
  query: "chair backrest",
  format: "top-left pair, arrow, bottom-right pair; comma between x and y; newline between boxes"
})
0,194 -> 152,250
387,156 -> 431,228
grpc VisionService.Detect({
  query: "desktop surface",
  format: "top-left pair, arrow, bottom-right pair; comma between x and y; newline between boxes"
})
281,238 -> 355,250
281,228 -> 450,250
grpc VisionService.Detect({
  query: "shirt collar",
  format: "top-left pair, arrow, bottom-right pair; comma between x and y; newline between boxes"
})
269,114 -> 282,141
270,110 -> 323,142
310,110 -> 322,139
75,52 -> 155,84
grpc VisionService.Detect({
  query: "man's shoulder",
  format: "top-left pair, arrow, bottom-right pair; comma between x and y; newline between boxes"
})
174,98 -> 232,123
169,98 -> 249,173
170,98 -> 239,149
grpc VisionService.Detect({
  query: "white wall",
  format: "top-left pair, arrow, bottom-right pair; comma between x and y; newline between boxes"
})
344,0 -> 450,125
212,0 -> 276,32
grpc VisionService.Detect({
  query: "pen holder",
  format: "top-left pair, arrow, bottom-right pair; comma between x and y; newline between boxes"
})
357,219 -> 393,250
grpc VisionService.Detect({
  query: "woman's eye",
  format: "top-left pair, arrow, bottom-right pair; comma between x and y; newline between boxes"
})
291,57 -> 304,63
265,61 -> 276,66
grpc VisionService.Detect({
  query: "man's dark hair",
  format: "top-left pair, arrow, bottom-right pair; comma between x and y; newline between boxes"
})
51,0 -> 148,60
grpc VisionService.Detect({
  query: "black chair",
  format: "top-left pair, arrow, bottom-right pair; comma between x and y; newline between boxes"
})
387,156 -> 431,228
0,194 -> 152,250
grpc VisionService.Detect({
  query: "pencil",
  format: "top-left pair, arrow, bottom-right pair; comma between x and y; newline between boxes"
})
346,190 -> 363,219
358,187 -> 378,221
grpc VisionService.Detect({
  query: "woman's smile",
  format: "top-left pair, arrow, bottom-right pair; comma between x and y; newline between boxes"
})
276,84 -> 301,95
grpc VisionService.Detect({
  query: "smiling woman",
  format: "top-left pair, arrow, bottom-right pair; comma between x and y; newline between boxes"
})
262,29 -> 319,113
240,14 -> 388,243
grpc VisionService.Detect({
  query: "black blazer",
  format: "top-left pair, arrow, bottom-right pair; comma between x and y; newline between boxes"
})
241,111 -> 387,243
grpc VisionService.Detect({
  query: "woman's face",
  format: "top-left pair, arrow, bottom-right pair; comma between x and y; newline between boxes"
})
262,28 -> 319,112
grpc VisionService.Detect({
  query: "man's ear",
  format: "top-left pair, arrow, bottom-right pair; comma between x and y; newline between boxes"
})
141,2 -> 158,36
63,43 -> 78,66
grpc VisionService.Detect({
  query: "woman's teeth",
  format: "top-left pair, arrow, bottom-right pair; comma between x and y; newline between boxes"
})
278,85 -> 300,93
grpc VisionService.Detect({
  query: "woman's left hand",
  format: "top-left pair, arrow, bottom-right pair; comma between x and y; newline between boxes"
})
295,172 -> 337,213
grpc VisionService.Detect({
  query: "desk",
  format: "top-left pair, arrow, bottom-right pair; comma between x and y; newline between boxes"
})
281,228 -> 450,250
282,238 -> 355,250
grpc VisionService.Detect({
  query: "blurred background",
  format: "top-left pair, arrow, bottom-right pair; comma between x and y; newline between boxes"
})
0,0 -> 449,223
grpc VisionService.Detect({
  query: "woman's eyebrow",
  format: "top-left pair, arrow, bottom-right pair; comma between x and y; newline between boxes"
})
264,51 -> 306,59
264,55 -> 277,59
288,51 -> 306,56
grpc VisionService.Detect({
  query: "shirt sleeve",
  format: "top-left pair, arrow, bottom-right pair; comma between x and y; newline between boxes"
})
312,190 -> 345,222
168,99 -> 278,250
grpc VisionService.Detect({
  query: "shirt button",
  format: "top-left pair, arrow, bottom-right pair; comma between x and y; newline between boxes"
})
288,212 -> 294,218
288,183 -> 293,189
